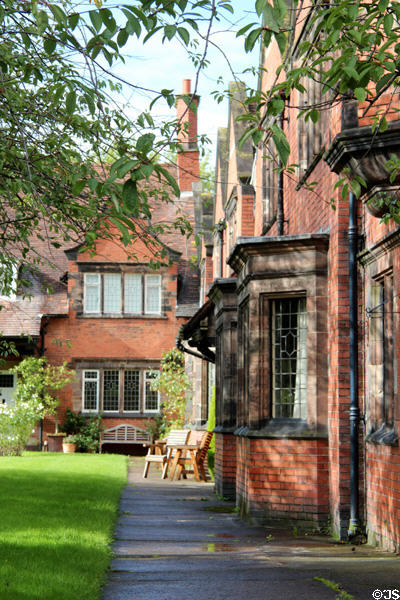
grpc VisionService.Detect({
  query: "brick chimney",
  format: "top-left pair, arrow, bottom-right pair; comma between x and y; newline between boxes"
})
176,79 -> 200,192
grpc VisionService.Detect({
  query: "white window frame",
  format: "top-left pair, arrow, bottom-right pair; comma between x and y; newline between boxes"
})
144,274 -> 161,315
144,370 -> 160,412
82,370 -> 100,412
83,274 -> 101,314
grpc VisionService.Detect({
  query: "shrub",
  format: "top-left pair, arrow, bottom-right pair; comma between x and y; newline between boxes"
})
63,434 -> 77,444
61,410 -> 103,453
150,347 -> 191,434
0,357 -> 74,456
60,408 -> 87,435
143,413 -> 167,442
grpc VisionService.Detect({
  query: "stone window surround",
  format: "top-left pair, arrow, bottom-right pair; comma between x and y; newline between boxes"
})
227,233 -> 329,439
72,359 -> 160,418
359,228 -> 400,446
73,263 -> 169,319
83,272 -> 161,316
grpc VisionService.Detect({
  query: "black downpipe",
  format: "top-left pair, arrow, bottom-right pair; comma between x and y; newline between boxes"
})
38,316 -> 50,451
216,218 -> 226,277
276,110 -> 285,236
348,191 -> 361,538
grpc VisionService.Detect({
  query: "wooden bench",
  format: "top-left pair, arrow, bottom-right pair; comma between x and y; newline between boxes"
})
143,429 -> 190,478
100,424 -> 150,452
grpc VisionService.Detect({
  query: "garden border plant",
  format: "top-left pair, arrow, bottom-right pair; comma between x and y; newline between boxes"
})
61,408 -> 104,453
0,357 -> 74,456
147,347 -> 192,437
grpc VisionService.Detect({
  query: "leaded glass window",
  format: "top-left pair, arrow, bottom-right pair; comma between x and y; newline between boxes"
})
83,272 -> 161,315
104,273 -> 121,313
124,274 -> 142,314
82,368 -> 160,413
144,371 -> 159,411
103,370 -> 120,411
83,370 -> 99,411
272,298 -> 307,419
84,274 -> 101,313
145,275 -> 161,314
124,370 -> 140,411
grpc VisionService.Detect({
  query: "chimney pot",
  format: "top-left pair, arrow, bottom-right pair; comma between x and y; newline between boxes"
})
182,79 -> 191,94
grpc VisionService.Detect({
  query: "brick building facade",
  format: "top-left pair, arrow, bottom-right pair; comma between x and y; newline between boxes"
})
0,79 -> 202,450
182,72 -> 400,548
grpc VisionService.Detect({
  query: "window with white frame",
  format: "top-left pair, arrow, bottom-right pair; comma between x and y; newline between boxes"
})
83,272 -> 162,315
82,371 -> 99,411
145,275 -> 161,314
84,274 -> 101,313
82,368 -> 159,413
271,297 -> 307,419
144,371 -> 160,412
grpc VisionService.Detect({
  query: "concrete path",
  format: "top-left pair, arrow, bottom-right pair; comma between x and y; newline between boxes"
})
102,458 -> 400,600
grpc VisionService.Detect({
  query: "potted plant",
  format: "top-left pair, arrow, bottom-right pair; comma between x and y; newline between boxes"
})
62,435 -> 77,453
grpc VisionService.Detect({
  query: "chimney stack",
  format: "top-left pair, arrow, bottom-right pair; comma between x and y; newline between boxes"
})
176,79 -> 200,192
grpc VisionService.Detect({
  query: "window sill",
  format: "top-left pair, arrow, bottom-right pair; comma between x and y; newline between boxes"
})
366,423 -> 399,446
235,420 -> 328,440
77,313 -> 167,319
83,411 -> 160,418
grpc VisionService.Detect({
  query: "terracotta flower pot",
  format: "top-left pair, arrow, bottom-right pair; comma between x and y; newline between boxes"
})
62,442 -> 77,454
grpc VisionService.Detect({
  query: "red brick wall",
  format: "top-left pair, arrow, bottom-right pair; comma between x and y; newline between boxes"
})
366,445 -> 400,551
236,437 -> 330,527
240,192 -> 255,237
38,235 -> 187,437
214,432 -> 236,499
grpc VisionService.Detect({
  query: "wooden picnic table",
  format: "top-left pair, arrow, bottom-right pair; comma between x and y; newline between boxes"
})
166,444 -> 201,482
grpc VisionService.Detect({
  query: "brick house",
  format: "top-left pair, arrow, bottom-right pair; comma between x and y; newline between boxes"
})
182,71 -> 400,548
0,79 -> 203,450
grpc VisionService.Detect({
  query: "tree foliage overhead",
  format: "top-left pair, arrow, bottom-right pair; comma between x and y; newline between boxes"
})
0,0 -> 233,283
237,0 -> 400,215
1,0 -> 399,292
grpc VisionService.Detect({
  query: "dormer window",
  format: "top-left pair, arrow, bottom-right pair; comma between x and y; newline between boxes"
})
83,272 -> 161,315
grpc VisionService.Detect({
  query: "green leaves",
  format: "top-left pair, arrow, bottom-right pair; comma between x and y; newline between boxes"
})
271,124 -> 290,165
245,27 -> 262,52
136,133 -> 156,154
89,10 -> 102,33
122,180 -> 139,213
65,90 -> 77,114
43,38 -> 57,55
50,5 -> 67,26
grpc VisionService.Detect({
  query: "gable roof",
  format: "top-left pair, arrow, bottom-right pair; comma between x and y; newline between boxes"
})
0,163 -> 199,337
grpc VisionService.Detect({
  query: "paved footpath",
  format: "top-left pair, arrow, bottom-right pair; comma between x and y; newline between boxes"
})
102,458 -> 400,600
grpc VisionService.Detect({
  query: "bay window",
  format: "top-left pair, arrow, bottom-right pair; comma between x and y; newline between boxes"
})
271,298 -> 307,419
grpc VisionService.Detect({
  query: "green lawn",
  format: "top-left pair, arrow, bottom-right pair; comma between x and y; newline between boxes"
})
0,452 -> 128,600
